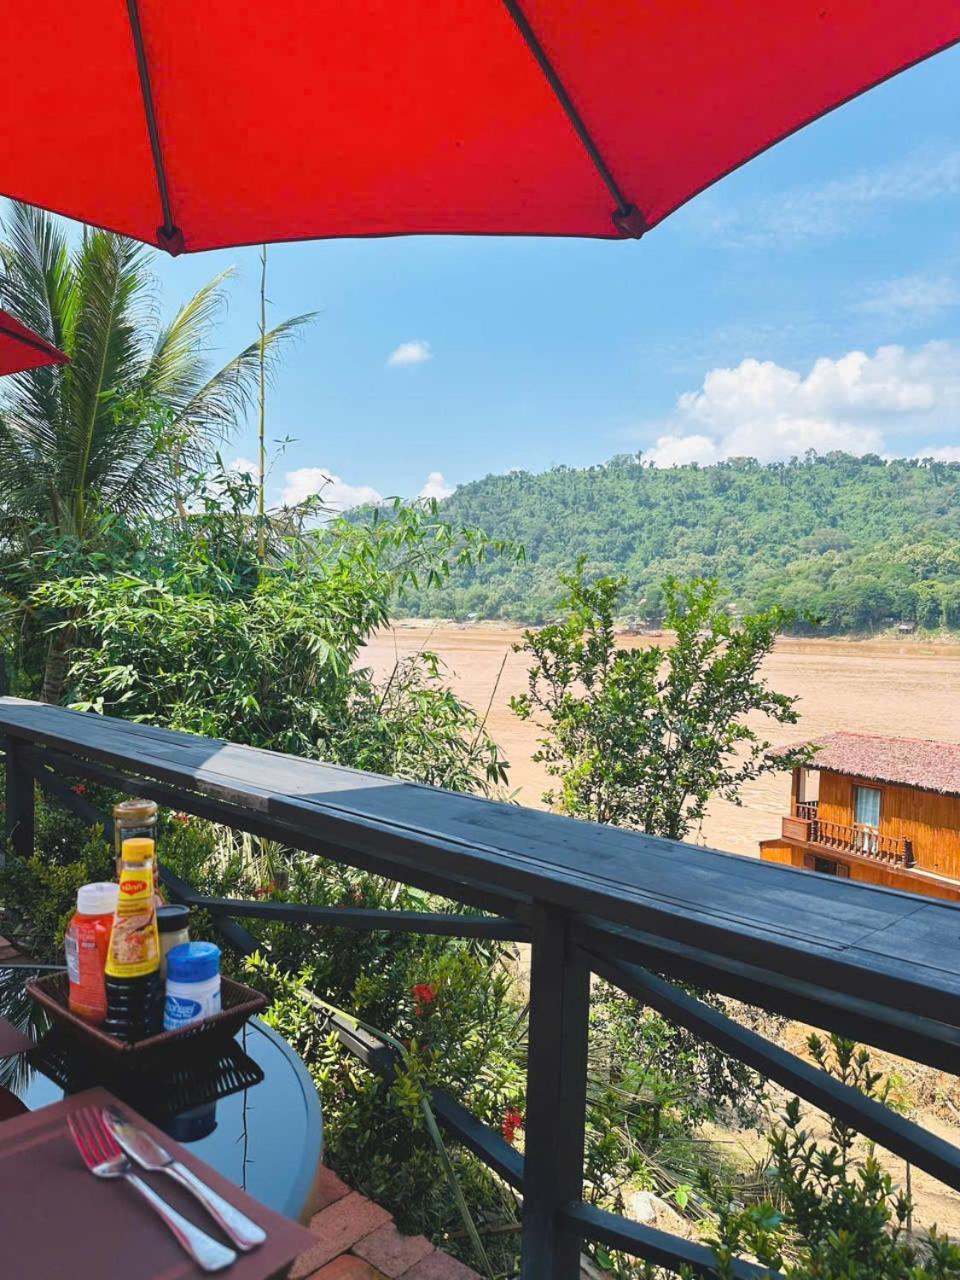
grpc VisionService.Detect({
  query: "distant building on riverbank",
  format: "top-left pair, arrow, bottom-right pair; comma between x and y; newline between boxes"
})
760,731 -> 960,902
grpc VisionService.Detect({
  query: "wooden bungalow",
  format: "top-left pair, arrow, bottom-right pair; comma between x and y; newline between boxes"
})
760,731 -> 960,902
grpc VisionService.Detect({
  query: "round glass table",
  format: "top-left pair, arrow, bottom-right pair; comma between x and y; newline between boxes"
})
7,1008 -> 323,1220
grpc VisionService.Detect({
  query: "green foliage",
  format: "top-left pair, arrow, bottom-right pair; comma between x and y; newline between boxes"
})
0,794 -> 114,960
393,453 -> 960,633
31,500 -> 510,790
246,942 -> 525,1258
699,1036 -> 960,1280
0,201 -> 312,699
512,563 -> 805,839
157,831 -> 529,1273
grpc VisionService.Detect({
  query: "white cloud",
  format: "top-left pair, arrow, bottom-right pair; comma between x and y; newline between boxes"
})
692,148 -> 960,248
644,342 -> 960,466
418,471 -> 455,501
227,456 -> 258,477
851,274 -> 960,326
917,445 -> 960,462
280,466 -> 382,511
646,434 -> 719,467
387,340 -> 432,368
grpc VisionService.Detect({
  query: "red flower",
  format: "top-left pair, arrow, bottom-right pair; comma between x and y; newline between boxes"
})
71,783 -> 87,795
173,812 -> 190,825
412,983 -> 438,1015
501,1107 -> 524,1145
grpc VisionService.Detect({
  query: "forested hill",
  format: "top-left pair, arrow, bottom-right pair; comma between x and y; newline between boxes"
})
397,454 -> 960,632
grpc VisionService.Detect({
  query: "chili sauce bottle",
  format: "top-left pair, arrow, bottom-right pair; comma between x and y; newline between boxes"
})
65,882 -> 119,1024
104,837 -> 164,1040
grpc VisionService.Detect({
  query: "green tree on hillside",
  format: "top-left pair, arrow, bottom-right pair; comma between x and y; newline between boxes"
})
512,563 -> 806,839
397,453 -> 960,633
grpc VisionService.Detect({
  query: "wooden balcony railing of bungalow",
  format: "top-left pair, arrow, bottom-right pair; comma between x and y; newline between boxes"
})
786,804 -> 915,868
4,697 -> 960,1280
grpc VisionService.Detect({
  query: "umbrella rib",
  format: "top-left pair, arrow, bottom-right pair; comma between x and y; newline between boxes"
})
126,0 -> 184,255
499,0 -> 646,239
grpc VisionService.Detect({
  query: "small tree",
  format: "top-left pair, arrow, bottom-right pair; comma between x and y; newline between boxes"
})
511,562 -> 805,840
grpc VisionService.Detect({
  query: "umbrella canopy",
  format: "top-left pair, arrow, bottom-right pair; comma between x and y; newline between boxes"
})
0,308 -> 68,376
1,2 -> 958,254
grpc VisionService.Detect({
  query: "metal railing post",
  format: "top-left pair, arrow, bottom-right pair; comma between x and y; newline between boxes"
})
520,904 -> 591,1279
3,738 -> 34,866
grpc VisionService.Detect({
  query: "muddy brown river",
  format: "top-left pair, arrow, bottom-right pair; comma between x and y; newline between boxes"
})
363,623 -> 960,857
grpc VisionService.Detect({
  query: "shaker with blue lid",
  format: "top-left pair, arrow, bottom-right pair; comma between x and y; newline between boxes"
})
163,940 -> 222,1031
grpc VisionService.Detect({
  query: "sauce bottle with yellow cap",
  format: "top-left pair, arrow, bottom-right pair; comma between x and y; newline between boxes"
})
104,837 -> 164,1040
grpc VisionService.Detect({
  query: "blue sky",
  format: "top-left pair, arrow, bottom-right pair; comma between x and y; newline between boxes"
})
135,43 -> 960,509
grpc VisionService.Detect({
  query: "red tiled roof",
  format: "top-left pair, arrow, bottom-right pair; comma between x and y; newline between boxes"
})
787,731 -> 960,797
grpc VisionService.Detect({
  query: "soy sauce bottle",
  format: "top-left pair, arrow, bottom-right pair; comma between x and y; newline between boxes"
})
104,837 -> 164,1041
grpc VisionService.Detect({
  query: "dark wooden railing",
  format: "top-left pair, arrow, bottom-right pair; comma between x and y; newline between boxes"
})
788,803 -> 914,867
3,697 -> 960,1279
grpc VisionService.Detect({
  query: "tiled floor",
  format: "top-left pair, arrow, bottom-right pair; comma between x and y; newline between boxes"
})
292,1165 -> 482,1279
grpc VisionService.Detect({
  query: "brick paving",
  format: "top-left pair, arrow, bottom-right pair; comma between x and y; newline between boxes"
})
293,1166 -> 482,1280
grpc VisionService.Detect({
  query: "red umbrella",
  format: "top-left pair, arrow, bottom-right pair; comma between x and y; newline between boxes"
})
0,308 -> 68,376
1,2 -> 957,254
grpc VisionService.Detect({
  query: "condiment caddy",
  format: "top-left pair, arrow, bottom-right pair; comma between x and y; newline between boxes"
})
28,797 -> 266,1065
27,967 -> 266,1064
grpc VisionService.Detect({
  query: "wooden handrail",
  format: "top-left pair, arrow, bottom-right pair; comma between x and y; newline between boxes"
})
809,817 -> 909,866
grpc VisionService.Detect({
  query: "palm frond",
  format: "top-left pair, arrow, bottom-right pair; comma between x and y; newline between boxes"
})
0,202 -> 314,549
0,201 -> 77,350
170,311 -> 316,442
141,268 -> 235,407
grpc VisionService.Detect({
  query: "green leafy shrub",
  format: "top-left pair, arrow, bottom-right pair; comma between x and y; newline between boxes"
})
698,1037 -> 960,1280
0,792 -> 114,960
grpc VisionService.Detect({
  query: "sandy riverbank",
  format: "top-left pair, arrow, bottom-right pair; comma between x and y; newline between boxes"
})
363,622 -> 960,857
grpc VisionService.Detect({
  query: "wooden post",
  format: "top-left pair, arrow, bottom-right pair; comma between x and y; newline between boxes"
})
520,905 -> 591,1279
790,767 -> 801,814
3,738 -> 34,866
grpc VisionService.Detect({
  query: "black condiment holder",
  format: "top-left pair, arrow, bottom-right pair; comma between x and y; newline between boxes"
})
26,971 -> 267,1069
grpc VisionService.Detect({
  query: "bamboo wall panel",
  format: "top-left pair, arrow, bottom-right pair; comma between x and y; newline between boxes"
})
760,836 -> 960,901
758,840 -> 795,865
815,771 -> 960,879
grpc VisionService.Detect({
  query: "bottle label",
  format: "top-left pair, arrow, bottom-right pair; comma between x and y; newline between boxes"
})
105,847 -> 160,979
164,994 -> 204,1029
64,931 -> 80,985
66,918 -> 109,1020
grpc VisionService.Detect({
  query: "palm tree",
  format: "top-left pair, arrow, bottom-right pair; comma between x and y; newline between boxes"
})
0,202 -> 312,702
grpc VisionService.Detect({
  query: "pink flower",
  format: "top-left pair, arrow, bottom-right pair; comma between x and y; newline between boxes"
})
71,783 -> 87,796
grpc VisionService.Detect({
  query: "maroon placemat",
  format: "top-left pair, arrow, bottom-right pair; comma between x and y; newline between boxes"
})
0,1087 -> 316,1280
0,1017 -> 32,1059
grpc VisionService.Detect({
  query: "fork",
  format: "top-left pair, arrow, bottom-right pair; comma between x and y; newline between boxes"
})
67,1106 -> 237,1272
